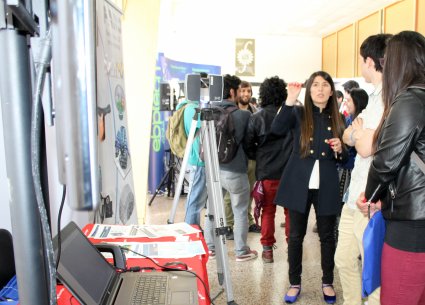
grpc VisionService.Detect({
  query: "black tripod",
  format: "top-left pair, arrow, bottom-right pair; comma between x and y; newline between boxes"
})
148,149 -> 187,206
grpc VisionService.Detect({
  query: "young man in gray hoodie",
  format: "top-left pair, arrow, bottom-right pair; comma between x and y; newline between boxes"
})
204,74 -> 258,262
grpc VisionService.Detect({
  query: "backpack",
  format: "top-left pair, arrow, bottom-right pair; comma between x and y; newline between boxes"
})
165,104 -> 189,158
201,105 -> 239,164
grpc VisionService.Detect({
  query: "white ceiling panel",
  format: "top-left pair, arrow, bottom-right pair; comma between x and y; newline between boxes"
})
160,0 -> 399,37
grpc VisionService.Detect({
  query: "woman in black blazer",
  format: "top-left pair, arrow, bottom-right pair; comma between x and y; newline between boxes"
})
271,71 -> 347,304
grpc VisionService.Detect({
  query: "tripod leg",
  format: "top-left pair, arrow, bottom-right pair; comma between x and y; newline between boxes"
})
167,157 -> 174,197
202,116 -> 237,304
168,114 -> 199,224
148,169 -> 171,206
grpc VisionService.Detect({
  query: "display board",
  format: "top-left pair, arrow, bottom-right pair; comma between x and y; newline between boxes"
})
148,53 -> 221,194
94,0 -> 136,224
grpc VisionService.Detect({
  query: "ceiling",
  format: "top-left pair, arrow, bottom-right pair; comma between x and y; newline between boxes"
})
160,0 -> 399,37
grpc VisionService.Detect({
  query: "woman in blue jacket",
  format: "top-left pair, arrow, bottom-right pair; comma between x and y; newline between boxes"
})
271,71 -> 347,304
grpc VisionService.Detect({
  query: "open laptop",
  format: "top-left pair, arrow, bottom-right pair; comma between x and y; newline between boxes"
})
54,221 -> 199,305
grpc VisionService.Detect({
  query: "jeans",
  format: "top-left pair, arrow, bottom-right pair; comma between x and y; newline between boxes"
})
204,170 -> 250,256
381,243 -> 425,305
184,166 -> 207,226
260,179 -> 279,247
288,190 -> 336,285
224,159 -> 256,227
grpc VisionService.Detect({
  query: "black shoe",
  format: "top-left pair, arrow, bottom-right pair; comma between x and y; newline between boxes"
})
249,224 -> 261,233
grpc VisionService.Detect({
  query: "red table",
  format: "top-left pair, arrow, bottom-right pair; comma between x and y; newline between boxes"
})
57,223 -> 211,305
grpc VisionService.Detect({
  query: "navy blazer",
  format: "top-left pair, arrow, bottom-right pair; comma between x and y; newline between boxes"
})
271,104 -> 347,216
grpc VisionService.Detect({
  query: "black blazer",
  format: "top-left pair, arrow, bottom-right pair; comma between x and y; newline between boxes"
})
271,104 -> 347,216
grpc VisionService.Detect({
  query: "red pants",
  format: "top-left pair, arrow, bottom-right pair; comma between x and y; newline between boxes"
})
260,180 -> 290,246
381,242 -> 425,305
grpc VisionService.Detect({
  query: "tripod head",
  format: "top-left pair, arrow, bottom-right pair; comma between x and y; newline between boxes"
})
197,107 -> 215,121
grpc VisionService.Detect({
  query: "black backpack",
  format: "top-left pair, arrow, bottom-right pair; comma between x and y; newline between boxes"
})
201,105 -> 239,164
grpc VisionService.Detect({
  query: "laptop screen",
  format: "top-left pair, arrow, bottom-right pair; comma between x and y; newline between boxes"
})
55,222 -> 116,305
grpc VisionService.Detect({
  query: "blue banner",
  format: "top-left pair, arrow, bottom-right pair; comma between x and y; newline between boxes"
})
148,53 -> 220,194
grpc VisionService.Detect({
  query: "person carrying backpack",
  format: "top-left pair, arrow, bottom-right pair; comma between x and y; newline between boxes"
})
203,74 -> 258,262
178,74 -> 208,226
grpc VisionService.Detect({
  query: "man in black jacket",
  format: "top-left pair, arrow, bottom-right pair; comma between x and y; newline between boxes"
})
243,76 -> 292,263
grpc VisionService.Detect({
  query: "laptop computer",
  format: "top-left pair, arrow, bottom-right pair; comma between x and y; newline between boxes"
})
53,221 -> 199,305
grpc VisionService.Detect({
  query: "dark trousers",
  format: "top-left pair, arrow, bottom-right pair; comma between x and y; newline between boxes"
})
288,190 -> 336,285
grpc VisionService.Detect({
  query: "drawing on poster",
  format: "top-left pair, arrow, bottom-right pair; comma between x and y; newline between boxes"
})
115,84 -> 125,120
119,184 -> 134,224
114,126 -> 131,177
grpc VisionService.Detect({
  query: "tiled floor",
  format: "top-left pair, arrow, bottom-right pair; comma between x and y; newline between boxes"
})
146,193 -> 344,305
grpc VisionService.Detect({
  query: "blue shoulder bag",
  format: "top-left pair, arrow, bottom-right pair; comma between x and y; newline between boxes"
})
362,210 -> 385,297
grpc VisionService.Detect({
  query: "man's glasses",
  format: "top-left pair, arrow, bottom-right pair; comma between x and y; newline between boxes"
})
379,57 -> 385,68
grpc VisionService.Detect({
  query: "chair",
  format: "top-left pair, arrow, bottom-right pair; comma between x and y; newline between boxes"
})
0,229 -> 15,288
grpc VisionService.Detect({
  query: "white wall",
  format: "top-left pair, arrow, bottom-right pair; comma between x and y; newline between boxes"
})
159,32 -> 322,86
158,0 -> 322,85
121,0 -> 161,223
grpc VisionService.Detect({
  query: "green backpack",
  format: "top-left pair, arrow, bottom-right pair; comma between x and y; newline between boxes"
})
165,104 -> 189,158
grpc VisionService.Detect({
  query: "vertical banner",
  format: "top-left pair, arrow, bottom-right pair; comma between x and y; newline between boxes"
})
148,53 -> 220,194
235,38 -> 255,76
94,0 -> 137,225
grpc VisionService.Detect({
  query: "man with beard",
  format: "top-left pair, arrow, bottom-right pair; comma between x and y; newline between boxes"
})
223,80 -> 260,241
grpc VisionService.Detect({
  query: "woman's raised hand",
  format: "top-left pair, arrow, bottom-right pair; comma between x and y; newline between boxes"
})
286,82 -> 303,106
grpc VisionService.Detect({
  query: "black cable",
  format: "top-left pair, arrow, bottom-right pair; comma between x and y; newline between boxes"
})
55,185 -> 66,269
30,29 -> 57,305
121,247 -> 215,305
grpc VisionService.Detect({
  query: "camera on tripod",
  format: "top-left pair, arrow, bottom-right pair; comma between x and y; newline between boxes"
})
185,74 -> 224,104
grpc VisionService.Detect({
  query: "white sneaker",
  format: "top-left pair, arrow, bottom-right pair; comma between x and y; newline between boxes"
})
235,249 -> 258,262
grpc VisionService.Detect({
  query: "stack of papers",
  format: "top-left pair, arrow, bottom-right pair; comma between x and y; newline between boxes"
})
87,223 -> 205,258
88,222 -> 201,239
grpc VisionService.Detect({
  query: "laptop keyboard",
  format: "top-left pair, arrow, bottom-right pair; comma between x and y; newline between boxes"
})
131,275 -> 168,305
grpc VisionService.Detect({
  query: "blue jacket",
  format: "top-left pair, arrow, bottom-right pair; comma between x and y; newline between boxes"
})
176,101 -> 204,167
271,104 -> 347,216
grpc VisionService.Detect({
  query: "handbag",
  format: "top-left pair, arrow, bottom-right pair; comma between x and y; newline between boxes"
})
362,210 -> 385,297
251,181 -> 264,226
361,151 -> 425,297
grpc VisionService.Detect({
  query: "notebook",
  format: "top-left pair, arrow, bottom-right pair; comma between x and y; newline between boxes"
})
53,221 -> 199,305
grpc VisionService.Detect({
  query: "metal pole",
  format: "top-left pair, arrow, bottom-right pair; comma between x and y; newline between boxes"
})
167,110 -> 199,223
0,29 -> 49,305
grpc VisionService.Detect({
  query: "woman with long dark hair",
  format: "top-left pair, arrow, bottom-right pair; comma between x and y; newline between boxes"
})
337,88 -> 369,204
346,88 -> 369,123
358,31 -> 425,305
271,71 -> 347,304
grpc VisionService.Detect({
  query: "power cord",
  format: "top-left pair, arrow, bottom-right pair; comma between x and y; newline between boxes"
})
121,247 -> 215,305
55,185 -> 66,269
30,29 -> 57,305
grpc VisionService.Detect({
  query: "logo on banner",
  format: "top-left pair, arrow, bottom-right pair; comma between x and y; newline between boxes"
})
235,38 -> 255,76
